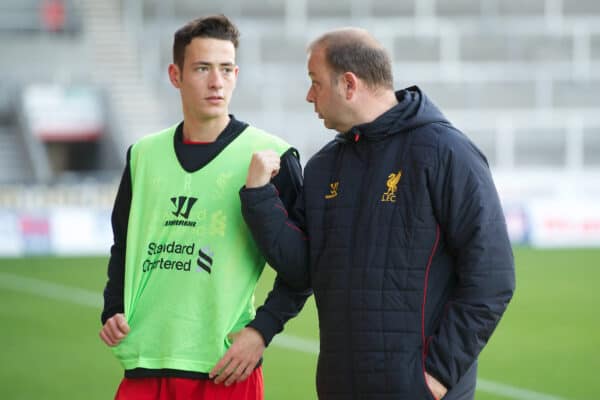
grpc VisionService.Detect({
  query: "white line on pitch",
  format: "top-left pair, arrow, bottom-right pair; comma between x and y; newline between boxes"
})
0,272 -> 568,400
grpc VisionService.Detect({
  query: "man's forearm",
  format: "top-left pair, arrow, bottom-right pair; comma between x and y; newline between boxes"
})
248,277 -> 312,346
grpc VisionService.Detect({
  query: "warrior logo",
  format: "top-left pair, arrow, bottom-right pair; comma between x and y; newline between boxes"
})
171,196 -> 198,219
165,196 -> 198,227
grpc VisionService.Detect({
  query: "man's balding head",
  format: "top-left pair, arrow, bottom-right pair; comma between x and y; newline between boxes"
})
308,28 -> 394,90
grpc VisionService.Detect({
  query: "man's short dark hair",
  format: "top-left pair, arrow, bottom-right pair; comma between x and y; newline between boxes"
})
310,30 -> 394,90
173,15 -> 240,71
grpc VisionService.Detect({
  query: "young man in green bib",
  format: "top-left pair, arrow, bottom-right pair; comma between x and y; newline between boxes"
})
99,15 -> 309,400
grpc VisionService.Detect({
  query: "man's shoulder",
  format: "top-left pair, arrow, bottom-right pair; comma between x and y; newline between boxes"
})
133,125 -> 178,149
410,121 -> 473,152
305,139 -> 338,170
242,125 -> 291,151
415,122 -> 489,168
244,125 -> 287,142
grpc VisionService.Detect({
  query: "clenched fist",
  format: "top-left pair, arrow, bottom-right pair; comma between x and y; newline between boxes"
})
246,150 -> 281,188
99,313 -> 130,347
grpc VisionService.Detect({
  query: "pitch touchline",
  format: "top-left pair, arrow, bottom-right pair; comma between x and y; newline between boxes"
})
0,272 -> 568,400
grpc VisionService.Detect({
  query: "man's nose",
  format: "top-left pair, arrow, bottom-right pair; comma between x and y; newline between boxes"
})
208,70 -> 224,88
306,87 -> 314,103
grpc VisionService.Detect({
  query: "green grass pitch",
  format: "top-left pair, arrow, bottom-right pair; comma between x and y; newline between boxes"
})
0,247 -> 598,399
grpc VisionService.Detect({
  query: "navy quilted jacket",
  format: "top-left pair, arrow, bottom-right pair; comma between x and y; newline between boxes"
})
240,87 -> 515,399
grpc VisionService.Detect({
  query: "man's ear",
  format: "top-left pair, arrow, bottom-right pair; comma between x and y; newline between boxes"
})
232,65 -> 240,89
168,64 -> 181,88
342,72 -> 358,100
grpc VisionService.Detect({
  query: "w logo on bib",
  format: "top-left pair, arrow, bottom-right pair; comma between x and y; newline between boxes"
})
171,196 -> 198,219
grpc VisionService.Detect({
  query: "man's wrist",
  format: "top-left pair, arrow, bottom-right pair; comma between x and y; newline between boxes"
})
246,316 -> 275,347
245,175 -> 270,188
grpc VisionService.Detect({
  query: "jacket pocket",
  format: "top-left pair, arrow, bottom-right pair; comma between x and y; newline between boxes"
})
410,348 -> 437,400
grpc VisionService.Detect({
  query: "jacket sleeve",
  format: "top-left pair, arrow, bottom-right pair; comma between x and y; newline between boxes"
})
425,130 -> 515,389
101,148 -> 132,325
247,275 -> 312,346
245,148 -> 312,345
239,151 -> 310,291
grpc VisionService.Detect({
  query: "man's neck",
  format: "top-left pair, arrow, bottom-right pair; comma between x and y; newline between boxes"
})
358,90 -> 398,124
182,115 -> 231,143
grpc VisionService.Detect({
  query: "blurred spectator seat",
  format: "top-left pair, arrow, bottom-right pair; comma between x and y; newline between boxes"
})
0,0 -> 80,35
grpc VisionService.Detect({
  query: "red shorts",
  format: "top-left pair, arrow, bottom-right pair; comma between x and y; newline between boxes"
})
114,367 -> 263,400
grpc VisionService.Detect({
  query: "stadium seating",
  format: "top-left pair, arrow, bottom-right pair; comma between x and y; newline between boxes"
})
2,0 -> 600,183
133,0 -> 600,170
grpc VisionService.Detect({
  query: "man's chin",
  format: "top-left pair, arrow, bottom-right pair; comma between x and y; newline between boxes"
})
200,107 -> 227,118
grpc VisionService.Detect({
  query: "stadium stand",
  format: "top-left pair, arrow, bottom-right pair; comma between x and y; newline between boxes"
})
1,0 -> 600,247
131,0 -> 600,171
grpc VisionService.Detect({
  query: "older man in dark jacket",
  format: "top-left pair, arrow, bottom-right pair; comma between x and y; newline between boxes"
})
241,28 -> 515,400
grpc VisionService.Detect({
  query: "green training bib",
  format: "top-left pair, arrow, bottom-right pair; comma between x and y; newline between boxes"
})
113,124 -> 289,373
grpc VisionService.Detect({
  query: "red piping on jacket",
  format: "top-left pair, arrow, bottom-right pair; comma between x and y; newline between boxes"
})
421,224 -> 441,399
274,203 -> 308,240
274,203 -> 288,217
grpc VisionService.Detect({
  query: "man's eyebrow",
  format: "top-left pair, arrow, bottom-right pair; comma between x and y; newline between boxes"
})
191,61 -> 236,66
